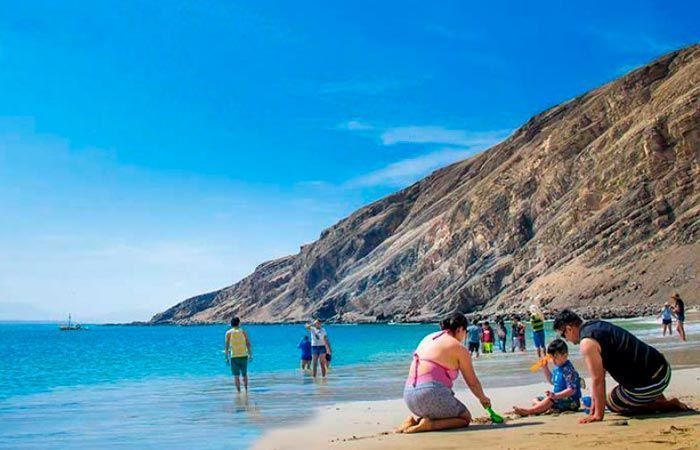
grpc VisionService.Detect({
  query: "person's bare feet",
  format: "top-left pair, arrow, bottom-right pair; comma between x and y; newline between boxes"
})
668,398 -> 692,411
395,416 -> 418,433
513,406 -> 530,417
404,417 -> 432,433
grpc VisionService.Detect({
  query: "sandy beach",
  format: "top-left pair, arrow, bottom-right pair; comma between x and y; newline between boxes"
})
255,367 -> 700,450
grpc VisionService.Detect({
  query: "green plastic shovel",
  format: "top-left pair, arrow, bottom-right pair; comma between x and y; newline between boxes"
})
486,407 -> 504,423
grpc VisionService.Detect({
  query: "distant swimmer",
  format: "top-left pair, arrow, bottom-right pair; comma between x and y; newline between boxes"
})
225,317 -> 252,392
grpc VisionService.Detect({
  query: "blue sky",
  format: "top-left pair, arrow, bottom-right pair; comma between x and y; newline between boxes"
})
1,1 -> 698,322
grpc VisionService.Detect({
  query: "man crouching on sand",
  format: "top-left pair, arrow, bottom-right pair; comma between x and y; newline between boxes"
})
554,309 -> 689,423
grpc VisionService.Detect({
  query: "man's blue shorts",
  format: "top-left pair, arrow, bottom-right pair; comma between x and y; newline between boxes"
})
311,345 -> 326,355
230,356 -> 248,377
533,330 -> 545,349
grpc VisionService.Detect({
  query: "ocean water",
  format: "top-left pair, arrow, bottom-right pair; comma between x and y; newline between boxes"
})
1,318 -> 698,449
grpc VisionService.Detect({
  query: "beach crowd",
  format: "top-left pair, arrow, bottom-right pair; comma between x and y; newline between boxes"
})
223,292 -> 691,434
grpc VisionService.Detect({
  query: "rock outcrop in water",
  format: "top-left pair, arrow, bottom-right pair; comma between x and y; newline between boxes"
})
152,45 -> 700,324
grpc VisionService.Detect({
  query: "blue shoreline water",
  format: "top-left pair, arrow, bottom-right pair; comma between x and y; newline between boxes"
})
1,319 -> 698,449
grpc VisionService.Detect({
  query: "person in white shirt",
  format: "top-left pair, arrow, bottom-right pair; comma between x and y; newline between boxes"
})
305,319 -> 332,377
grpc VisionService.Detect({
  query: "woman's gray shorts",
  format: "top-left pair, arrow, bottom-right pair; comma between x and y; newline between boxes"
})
403,382 -> 468,419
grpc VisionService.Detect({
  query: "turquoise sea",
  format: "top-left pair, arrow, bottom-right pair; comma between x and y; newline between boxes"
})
1,318 -> 698,449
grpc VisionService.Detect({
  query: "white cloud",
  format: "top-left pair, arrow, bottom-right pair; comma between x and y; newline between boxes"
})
380,126 -> 509,147
336,121 -> 510,188
347,147 -> 477,188
336,120 -> 374,131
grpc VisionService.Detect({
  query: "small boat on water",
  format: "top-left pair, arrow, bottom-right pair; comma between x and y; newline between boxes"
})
59,314 -> 87,331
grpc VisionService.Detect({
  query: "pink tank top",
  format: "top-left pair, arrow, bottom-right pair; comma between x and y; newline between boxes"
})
406,331 -> 460,389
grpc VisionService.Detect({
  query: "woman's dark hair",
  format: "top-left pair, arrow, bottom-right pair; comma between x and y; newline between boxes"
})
552,309 -> 582,332
230,317 -> 241,327
441,312 -> 468,333
547,338 -> 568,356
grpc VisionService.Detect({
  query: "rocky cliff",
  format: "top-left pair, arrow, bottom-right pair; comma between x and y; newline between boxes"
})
152,45 -> 700,324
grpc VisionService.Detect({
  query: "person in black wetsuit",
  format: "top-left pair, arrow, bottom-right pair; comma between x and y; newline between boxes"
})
553,309 -> 689,423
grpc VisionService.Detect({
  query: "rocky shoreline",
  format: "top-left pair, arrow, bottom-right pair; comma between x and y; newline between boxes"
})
127,303 -> 682,326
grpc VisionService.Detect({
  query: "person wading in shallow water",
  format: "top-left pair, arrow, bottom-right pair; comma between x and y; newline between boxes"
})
658,302 -> 676,337
530,305 -> 546,358
306,319 -> 332,377
225,317 -> 252,392
672,292 -> 687,342
554,309 -> 689,423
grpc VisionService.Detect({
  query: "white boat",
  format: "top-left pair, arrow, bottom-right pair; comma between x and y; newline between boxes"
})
59,314 -> 87,331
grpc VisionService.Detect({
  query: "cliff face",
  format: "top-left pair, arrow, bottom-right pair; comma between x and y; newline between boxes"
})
151,45 -> 700,324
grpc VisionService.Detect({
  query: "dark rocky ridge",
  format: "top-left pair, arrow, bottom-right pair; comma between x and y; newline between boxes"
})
151,45 -> 700,325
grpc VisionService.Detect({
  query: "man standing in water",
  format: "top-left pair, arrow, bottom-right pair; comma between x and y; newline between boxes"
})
306,319 -> 332,377
554,309 -> 688,423
466,319 -> 481,358
530,305 -> 546,358
225,317 -> 252,392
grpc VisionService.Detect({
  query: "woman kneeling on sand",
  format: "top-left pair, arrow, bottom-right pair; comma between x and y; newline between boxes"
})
396,312 -> 492,433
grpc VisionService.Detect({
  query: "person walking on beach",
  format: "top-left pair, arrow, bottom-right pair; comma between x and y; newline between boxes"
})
225,317 -> 252,392
672,293 -> 686,342
554,309 -> 688,423
496,319 -> 507,353
466,319 -> 481,358
298,334 -> 312,372
306,319 -> 332,377
397,312 -> 492,433
658,302 -> 676,336
530,305 -> 546,358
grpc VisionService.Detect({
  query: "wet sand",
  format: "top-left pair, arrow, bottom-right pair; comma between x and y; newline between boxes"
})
255,365 -> 700,449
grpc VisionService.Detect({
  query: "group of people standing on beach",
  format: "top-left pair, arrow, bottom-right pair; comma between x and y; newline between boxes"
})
658,292 -> 686,341
465,305 -> 546,358
397,306 -> 690,433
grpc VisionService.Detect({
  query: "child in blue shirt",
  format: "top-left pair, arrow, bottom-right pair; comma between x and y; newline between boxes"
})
298,335 -> 312,371
513,338 -> 582,416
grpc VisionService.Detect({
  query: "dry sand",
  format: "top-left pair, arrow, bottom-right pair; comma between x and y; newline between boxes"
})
254,367 -> 700,450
